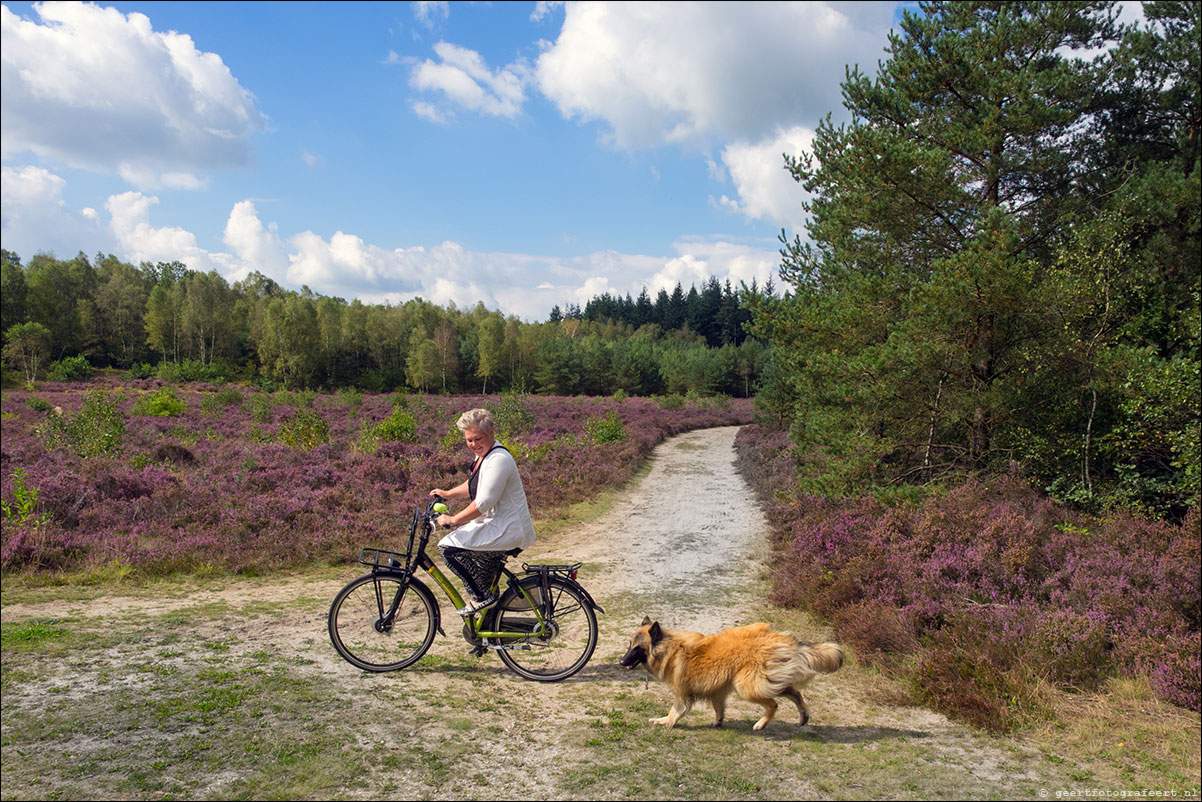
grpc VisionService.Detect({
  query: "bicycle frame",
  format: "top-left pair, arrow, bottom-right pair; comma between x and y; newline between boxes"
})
360,500 -> 552,645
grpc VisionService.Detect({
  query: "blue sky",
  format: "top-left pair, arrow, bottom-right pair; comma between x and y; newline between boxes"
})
3,1 -> 914,319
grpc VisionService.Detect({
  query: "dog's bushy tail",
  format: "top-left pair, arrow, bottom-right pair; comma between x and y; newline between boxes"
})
765,640 -> 844,694
804,642 -> 844,675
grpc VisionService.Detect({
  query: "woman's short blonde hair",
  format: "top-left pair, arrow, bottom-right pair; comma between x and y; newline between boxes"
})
456,408 -> 494,434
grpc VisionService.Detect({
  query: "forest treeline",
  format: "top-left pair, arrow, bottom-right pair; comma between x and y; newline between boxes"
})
0,249 -> 771,398
750,1 -> 1199,518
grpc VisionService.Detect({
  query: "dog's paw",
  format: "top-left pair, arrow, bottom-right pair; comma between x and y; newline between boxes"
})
752,718 -> 769,731
649,716 -> 673,727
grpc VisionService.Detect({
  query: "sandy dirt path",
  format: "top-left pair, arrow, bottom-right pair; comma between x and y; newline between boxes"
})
2,426 -> 1106,800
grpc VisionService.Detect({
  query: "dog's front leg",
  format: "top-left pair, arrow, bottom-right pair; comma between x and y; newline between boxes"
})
650,698 -> 693,727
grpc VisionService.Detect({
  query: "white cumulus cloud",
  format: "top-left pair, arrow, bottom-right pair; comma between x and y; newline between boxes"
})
716,126 -> 814,230
0,165 -> 111,258
409,41 -> 527,120
1,2 -> 266,185
534,1 -> 888,150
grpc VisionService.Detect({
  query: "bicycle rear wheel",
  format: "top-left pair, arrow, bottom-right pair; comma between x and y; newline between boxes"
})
491,577 -> 598,682
328,574 -> 437,672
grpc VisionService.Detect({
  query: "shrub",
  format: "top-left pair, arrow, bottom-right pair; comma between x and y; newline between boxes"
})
493,391 -> 535,437
658,393 -> 686,410
249,391 -> 273,423
735,424 -> 1202,720
131,386 -> 186,417
156,359 -> 225,384
357,408 -> 417,454
46,355 -> 92,382
2,468 -> 49,528
277,408 -> 330,449
585,411 -> 627,444
37,389 -> 126,457
201,386 -> 243,415
337,386 -> 363,410
25,397 -> 52,413
127,362 -> 154,380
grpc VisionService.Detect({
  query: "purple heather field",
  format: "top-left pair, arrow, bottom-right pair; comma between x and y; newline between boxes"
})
734,424 -> 1200,717
3,379 -> 1197,717
0,378 -> 751,576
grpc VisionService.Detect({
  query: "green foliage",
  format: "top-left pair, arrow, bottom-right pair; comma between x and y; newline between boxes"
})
585,411 -> 627,445
200,386 -> 244,415
753,2 -> 1200,515
356,407 -> 417,454
131,386 -> 186,417
3,321 -> 52,385
276,408 -> 330,450
2,468 -> 49,528
25,397 -> 52,413
336,386 -> 362,411
275,389 -> 316,409
657,394 -> 685,411
127,362 -> 154,380
46,355 -> 92,382
156,358 -> 225,384
37,389 -> 126,457
249,392 -> 273,423
493,391 -> 535,438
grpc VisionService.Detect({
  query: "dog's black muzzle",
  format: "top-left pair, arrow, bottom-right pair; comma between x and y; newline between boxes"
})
619,644 -> 647,670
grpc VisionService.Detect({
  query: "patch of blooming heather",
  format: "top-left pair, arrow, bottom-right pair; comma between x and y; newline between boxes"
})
734,423 -> 1200,717
1,382 -> 751,579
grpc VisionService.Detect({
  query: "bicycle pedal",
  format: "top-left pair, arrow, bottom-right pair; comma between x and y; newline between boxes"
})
469,644 -> 487,657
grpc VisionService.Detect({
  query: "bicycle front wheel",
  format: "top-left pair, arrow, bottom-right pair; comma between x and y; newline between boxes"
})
491,577 -> 598,682
328,574 -> 437,672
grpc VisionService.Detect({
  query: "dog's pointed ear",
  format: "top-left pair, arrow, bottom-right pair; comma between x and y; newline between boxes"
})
649,621 -> 663,646
641,615 -> 653,626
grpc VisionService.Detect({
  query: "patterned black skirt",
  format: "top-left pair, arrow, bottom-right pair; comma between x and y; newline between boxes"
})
438,545 -> 508,602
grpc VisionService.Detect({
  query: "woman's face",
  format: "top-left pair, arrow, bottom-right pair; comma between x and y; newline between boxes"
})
463,426 -> 495,459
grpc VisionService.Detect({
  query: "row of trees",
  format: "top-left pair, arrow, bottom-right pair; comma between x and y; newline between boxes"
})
1,250 -> 771,397
753,1 -> 1199,518
551,275 -> 766,348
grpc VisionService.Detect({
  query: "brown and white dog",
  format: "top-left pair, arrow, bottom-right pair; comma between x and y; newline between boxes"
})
620,617 -> 843,730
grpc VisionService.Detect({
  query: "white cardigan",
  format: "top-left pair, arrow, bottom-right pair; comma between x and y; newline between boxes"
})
438,447 -> 536,552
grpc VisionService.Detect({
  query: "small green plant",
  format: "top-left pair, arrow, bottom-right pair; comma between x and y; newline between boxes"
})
357,407 -> 418,454
658,393 -> 685,410
249,391 -> 273,423
25,396 -> 52,413
200,386 -> 243,415
494,390 -> 535,437
440,415 -> 464,450
585,411 -> 627,444
127,362 -> 154,380
46,355 -> 92,382
337,386 -> 363,411
277,408 -> 330,449
2,467 -> 50,528
276,389 -> 316,409
131,386 -> 186,417
37,389 -> 126,456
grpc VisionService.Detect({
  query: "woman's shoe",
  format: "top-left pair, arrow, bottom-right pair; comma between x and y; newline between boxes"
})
457,593 -> 499,616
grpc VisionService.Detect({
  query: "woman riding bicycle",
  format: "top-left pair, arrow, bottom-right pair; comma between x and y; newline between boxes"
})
429,408 -> 536,615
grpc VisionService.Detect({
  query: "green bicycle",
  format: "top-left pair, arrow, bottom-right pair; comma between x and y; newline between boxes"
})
328,496 -> 603,682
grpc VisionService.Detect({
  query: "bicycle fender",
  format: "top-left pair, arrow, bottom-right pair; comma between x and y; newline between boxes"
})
380,572 -> 445,638
569,580 -> 605,615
